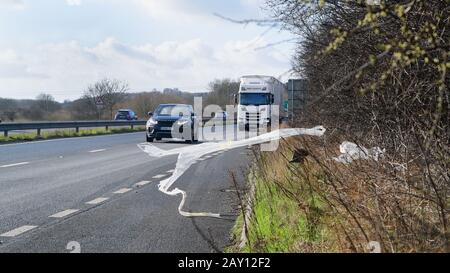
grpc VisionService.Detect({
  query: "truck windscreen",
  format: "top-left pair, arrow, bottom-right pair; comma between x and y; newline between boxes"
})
239,93 -> 271,106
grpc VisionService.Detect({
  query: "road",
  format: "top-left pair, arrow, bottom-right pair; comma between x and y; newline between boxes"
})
0,126 -> 251,252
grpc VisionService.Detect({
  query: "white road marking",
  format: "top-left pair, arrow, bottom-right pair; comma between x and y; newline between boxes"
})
0,162 -> 30,168
0,132 -> 143,147
152,174 -> 167,179
49,209 -> 79,218
89,149 -> 106,153
167,169 -> 175,173
135,180 -> 151,187
114,188 -> 132,194
86,197 -> 108,205
0,225 -> 37,237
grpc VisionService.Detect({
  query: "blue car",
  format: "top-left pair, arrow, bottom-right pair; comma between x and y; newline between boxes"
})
114,109 -> 138,121
146,104 -> 198,143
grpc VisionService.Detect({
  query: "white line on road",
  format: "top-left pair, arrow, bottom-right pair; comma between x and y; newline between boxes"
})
0,225 -> 37,237
0,132 -> 143,147
114,188 -> 132,194
152,174 -> 167,179
167,169 -> 175,173
49,209 -> 79,218
0,162 -> 30,168
135,180 -> 151,187
86,197 -> 108,205
89,149 -> 106,153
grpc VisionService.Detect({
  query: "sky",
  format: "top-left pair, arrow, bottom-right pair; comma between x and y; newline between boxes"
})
0,0 -> 295,101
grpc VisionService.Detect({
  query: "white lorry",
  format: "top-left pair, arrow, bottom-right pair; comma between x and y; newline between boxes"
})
235,75 -> 286,131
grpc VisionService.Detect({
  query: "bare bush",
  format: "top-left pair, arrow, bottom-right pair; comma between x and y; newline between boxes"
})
261,0 -> 449,252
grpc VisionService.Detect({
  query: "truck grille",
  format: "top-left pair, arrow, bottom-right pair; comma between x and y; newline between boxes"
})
246,113 -> 260,123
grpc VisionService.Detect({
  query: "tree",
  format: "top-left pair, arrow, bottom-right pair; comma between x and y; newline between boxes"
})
36,93 -> 60,113
84,78 -> 129,119
69,97 -> 98,120
0,98 -> 18,121
205,79 -> 240,108
127,91 -> 188,118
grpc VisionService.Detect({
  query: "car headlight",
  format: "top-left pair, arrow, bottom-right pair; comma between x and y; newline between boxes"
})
147,118 -> 157,126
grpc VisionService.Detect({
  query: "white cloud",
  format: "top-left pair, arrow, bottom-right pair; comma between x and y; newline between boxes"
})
0,37 -> 291,100
133,0 -> 220,23
240,0 -> 264,8
0,0 -> 25,9
0,49 -> 47,79
66,0 -> 82,6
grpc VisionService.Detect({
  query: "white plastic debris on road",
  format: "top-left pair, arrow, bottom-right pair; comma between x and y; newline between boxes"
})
333,141 -> 384,164
138,126 -> 326,218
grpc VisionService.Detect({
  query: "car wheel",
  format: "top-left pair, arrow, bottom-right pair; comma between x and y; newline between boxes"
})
146,136 -> 154,142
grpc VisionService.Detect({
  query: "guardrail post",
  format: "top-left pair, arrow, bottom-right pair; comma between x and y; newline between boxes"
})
4,131 -> 8,137
131,124 -> 134,130
37,129 -> 41,137
105,126 -> 109,131
76,127 -> 79,133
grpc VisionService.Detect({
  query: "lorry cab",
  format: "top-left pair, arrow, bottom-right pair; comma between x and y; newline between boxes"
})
236,75 -> 286,131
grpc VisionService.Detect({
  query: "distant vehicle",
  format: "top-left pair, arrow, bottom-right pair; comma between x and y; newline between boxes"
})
146,104 -> 198,143
114,109 -> 138,121
235,75 -> 287,131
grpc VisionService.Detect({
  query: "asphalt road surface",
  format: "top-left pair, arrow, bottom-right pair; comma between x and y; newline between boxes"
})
0,125 -> 251,252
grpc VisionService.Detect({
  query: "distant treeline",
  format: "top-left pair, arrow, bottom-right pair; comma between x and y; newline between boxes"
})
0,78 -> 239,122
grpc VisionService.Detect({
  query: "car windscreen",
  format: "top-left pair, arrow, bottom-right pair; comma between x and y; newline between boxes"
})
155,105 -> 191,117
239,93 -> 271,106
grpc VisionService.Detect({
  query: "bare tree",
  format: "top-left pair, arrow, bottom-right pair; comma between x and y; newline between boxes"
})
206,78 -> 240,108
84,78 -> 129,120
29,93 -> 61,120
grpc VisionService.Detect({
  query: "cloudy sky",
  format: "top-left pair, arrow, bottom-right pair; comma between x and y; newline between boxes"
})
0,0 -> 295,101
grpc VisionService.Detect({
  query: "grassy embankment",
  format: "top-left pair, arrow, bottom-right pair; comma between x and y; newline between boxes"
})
228,130 -> 448,253
227,136 -> 338,253
0,127 -> 146,143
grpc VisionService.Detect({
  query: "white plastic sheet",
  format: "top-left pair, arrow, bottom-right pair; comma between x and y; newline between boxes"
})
333,141 -> 384,164
138,126 -> 326,218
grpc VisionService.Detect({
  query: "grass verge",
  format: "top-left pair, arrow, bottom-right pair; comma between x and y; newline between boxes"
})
0,127 -> 145,143
227,142 -> 337,253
